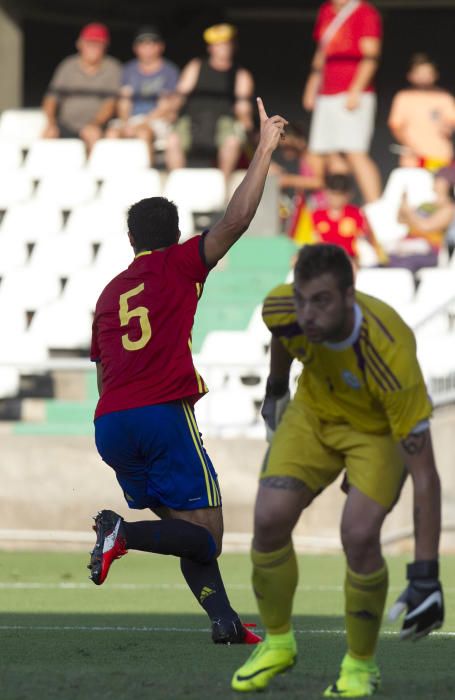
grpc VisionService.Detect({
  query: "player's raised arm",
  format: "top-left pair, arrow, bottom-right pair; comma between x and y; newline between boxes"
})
203,98 -> 288,267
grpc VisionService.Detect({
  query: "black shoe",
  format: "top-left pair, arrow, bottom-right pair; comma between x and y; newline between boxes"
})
211,617 -> 262,644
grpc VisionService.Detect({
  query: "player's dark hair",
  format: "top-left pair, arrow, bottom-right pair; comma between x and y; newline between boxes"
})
127,197 -> 180,251
294,244 -> 354,293
325,173 -> 354,193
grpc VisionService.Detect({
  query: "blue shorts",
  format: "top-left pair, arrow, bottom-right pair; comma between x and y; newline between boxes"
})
94,400 -> 221,511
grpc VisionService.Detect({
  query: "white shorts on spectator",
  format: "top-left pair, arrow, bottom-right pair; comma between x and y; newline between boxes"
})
309,93 -> 376,154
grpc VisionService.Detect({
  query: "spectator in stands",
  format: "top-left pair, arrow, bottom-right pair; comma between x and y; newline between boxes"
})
389,167 -> 455,273
311,173 -> 385,265
271,123 -> 325,200
303,0 -> 382,204
42,23 -> 121,152
388,53 -> 455,172
105,26 -> 179,165
166,23 -> 254,179
270,122 -> 325,241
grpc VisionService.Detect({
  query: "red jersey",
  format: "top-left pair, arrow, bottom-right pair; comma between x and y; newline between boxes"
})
312,204 -> 366,258
314,1 -> 382,95
91,235 -> 209,419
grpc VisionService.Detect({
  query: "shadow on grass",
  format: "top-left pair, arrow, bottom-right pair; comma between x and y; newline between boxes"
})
2,613 -> 454,700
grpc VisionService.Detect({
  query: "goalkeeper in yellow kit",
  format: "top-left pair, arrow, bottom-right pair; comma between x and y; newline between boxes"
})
232,244 -> 443,697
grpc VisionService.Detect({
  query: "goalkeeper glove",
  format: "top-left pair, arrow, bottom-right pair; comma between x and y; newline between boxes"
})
261,376 -> 290,442
388,560 -> 444,640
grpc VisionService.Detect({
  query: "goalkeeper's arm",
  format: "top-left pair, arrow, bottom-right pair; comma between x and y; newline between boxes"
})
400,428 -> 441,563
261,336 -> 293,442
389,427 -> 444,639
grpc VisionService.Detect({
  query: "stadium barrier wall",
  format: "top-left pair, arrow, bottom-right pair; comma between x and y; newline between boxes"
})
0,404 -> 454,553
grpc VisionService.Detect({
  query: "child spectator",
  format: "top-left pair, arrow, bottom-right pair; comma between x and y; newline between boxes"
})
311,173 -> 384,263
388,53 -> 455,171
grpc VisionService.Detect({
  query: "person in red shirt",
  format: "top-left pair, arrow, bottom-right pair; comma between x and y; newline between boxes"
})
88,98 -> 288,645
303,0 -> 383,203
311,173 -> 383,263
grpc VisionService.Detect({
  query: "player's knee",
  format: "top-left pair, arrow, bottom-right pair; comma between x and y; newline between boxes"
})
341,521 -> 380,559
220,135 -> 241,150
254,508 -> 292,551
190,524 -> 219,564
136,125 -> 151,140
207,529 -> 223,559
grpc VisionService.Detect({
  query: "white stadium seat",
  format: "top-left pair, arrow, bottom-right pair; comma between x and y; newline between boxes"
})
412,268 -> 455,335
23,139 -> 86,178
199,330 -> 265,364
94,235 -> 133,278
415,268 -> 455,303
382,167 -> 435,209
0,109 -> 47,148
29,300 -> 93,350
62,268 -> 114,312
364,167 -> 435,247
0,171 -> 34,208
355,267 -> 415,308
64,202 -> 127,242
177,206 -> 195,241
0,142 -> 24,171
363,199 -> 408,247
87,139 -> 150,178
94,237 -> 132,277
417,332 -> 455,384
195,387 -> 257,436
0,267 -> 62,311
198,330 -> 266,395
28,233 -> 95,277
34,171 -> 98,209
98,169 -> 162,208
0,367 -> 20,399
0,332 -> 48,365
0,301 -> 28,335
164,168 -> 226,213
246,304 -> 272,353
0,202 -> 63,241
0,237 -> 29,274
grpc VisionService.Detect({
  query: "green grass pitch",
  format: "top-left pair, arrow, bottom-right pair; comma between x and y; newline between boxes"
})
1,551 -> 454,699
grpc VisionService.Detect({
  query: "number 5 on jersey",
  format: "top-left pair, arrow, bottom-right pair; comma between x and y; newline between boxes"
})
119,283 -> 152,351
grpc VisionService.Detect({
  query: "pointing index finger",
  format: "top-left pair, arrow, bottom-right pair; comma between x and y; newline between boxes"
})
257,96 -> 268,123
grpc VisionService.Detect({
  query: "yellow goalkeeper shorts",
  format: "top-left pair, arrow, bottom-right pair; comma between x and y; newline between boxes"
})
261,399 -> 405,510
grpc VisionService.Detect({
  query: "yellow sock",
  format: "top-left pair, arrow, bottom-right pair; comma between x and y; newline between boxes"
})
251,541 -> 298,635
345,562 -> 388,660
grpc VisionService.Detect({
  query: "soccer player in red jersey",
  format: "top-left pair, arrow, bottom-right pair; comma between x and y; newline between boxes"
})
88,98 -> 287,644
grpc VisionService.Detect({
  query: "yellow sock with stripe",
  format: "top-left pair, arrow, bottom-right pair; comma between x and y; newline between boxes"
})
251,541 -> 298,635
345,562 -> 388,660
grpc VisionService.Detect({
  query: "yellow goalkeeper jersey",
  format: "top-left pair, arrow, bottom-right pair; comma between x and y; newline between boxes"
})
262,283 -> 432,441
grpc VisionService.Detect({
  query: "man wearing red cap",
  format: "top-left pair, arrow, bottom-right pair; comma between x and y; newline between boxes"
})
42,23 -> 121,151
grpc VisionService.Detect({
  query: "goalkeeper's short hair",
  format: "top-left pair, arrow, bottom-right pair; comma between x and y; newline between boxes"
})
294,244 -> 354,293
